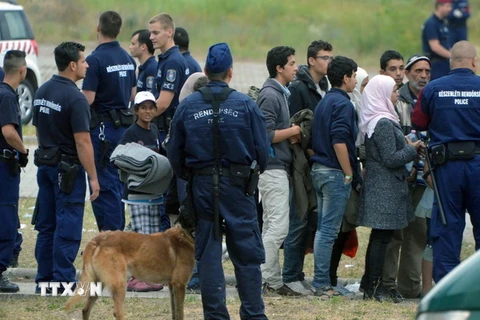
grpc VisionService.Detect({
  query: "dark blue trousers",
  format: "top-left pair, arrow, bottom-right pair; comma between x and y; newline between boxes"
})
90,121 -> 125,231
431,157 -> 480,282
193,175 -> 267,320
34,164 -> 86,283
0,162 -> 20,274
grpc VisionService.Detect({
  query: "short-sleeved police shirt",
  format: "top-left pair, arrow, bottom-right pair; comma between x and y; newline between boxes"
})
422,14 -> 450,60
155,46 -> 189,117
0,82 -> 21,150
137,56 -> 158,97
33,75 -> 91,156
82,41 -> 137,113
182,51 -> 202,74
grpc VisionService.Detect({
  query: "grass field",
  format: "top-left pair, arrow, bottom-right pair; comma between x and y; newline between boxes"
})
6,197 -> 476,319
19,0 -> 480,66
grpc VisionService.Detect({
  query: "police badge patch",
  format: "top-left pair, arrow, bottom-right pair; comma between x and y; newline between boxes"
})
146,76 -> 154,89
166,69 -> 176,82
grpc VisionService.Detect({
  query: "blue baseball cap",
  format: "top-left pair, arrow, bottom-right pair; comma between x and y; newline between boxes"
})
205,42 -> 233,74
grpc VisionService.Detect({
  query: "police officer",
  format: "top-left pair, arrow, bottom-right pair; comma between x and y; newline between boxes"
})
149,13 -> 190,231
0,50 -> 28,293
168,43 -> 269,320
412,41 -> 480,282
82,11 -> 136,231
422,0 -> 453,80
148,13 -> 189,143
129,29 -> 157,95
174,27 -> 202,74
33,42 -> 99,293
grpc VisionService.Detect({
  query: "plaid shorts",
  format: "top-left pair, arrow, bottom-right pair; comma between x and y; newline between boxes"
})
128,204 -> 162,234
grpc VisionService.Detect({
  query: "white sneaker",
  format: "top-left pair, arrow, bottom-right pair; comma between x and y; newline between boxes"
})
300,280 -> 315,294
285,281 -> 312,296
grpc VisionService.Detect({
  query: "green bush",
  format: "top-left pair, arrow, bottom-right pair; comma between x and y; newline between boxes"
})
20,0 -> 479,65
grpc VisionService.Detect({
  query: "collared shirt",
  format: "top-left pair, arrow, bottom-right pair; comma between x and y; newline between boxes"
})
155,45 -> 190,117
82,41 -> 137,113
422,14 -> 450,60
33,75 -> 90,156
137,55 -> 158,96
0,82 -> 21,150
182,51 -> 202,74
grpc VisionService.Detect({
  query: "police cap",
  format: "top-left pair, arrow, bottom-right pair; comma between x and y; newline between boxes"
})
205,42 -> 233,74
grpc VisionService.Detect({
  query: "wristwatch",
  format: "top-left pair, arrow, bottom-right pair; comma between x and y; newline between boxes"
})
345,175 -> 353,180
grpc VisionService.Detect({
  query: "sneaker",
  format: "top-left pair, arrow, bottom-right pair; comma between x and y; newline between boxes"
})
0,275 -> 19,293
262,282 -> 278,296
275,284 -> 303,296
127,277 -> 150,292
386,285 -> 405,303
146,283 -> 164,291
285,281 -> 312,296
186,284 -> 201,294
300,280 -> 315,293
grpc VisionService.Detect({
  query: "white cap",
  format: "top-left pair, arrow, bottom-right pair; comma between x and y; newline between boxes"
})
134,91 -> 156,105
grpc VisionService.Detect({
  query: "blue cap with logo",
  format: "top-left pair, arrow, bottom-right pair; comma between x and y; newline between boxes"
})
205,42 -> 233,74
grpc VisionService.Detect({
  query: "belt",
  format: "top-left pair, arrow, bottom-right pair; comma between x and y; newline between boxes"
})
192,167 -> 231,177
0,149 -> 16,160
61,154 -> 81,165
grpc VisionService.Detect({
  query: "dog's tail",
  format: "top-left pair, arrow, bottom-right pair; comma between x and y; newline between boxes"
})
65,238 -> 99,310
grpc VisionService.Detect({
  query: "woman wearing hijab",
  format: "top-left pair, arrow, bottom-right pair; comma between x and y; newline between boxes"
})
357,75 -> 424,302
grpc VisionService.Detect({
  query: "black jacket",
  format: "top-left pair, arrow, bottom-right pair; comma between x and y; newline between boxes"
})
288,65 -> 328,115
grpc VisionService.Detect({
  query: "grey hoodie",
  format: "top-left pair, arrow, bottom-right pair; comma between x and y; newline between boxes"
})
257,78 -> 292,170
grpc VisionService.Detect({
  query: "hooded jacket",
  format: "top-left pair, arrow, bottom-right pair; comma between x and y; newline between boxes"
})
257,78 -> 293,170
288,65 -> 328,115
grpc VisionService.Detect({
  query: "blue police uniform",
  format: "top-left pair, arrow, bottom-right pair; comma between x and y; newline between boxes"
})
154,45 -> 189,141
155,45 -> 189,231
32,75 -> 91,284
412,68 -> 480,282
136,55 -> 158,96
82,41 -> 136,231
448,0 -> 470,46
167,43 -> 269,320
182,51 -> 202,74
422,14 -> 451,80
0,82 -> 22,279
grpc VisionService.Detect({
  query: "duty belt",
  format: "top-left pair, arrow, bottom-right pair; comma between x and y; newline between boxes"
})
0,149 -> 16,160
192,167 -> 231,177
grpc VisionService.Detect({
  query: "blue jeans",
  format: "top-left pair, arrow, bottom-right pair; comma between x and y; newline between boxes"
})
311,163 -> 351,289
282,189 -> 309,283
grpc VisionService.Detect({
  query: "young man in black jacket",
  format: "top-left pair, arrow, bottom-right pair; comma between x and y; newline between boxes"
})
282,40 -> 333,295
288,40 -> 332,116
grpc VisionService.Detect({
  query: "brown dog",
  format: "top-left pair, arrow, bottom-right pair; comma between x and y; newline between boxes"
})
65,226 -> 195,320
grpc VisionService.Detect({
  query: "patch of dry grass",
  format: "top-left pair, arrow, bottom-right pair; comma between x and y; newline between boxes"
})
0,294 -> 418,320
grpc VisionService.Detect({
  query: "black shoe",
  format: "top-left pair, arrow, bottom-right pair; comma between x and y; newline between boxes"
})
0,275 -> 19,293
363,280 -> 392,303
8,254 -> 19,268
386,286 -> 405,303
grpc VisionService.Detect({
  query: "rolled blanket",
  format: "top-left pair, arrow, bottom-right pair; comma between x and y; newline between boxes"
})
110,142 -> 173,195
